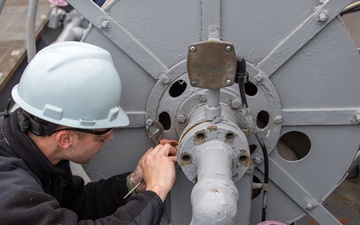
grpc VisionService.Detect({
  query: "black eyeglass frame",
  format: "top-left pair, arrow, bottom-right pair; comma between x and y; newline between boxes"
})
48,127 -> 113,136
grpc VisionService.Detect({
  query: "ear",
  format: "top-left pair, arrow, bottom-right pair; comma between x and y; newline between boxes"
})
55,130 -> 73,149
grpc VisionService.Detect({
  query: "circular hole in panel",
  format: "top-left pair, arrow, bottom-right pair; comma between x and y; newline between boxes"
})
249,144 -> 257,155
277,131 -> 311,161
225,132 -> 235,143
252,175 -> 262,199
239,154 -> 249,165
245,82 -> 257,96
256,110 -> 269,129
159,111 -> 171,130
181,153 -> 192,164
194,132 -> 206,142
169,80 -> 187,97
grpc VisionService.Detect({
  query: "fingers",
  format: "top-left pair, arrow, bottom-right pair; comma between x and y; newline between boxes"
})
160,139 -> 178,148
167,145 -> 177,156
152,143 -> 177,157
140,145 -> 177,201
132,141 -> 178,196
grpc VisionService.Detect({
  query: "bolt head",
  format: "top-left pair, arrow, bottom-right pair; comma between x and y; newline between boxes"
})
177,114 -> 186,123
145,119 -> 154,126
354,113 -> 360,122
254,74 -> 264,82
161,75 -> 170,84
231,99 -> 242,109
100,19 -> 110,29
318,12 -> 328,23
254,157 -> 263,164
274,115 -> 283,124
199,93 -> 207,102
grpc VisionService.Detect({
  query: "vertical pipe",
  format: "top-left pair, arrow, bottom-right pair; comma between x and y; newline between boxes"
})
205,89 -> 221,121
27,0 -> 38,62
190,141 -> 239,225
0,0 -> 6,16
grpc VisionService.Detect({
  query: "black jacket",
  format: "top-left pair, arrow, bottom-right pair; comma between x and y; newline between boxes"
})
0,110 -> 164,225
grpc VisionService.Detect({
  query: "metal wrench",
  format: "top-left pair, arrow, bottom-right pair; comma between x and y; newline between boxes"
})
123,120 -> 164,199
145,120 -> 164,145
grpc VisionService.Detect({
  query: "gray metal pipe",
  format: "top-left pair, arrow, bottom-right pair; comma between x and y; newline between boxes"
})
0,0 -> 6,16
27,0 -> 38,62
178,104 -> 251,224
190,141 -> 239,225
205,89 -> 221,122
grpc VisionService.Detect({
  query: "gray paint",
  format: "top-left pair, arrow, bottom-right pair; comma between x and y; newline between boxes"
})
63,0 -> 360,224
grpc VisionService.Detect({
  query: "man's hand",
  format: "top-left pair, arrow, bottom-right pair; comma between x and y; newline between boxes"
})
140,139 -> 177,201
128,139 -> 178,201
159,139 -> 178,148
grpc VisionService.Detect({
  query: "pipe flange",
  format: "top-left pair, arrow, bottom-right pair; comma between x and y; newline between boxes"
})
177,120 -> 250,183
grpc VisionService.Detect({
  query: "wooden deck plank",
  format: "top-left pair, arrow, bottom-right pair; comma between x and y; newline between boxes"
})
0,0 -> 52,92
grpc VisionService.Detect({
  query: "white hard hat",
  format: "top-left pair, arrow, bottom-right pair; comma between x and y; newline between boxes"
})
12,41 -> 129,129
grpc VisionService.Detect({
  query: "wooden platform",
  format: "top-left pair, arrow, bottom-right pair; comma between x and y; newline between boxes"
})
0,0 -> 52,92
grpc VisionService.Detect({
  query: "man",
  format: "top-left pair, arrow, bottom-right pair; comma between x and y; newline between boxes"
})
0,41 -> 177,224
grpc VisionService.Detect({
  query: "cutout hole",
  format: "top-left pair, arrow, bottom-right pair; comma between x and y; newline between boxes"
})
225,132 -> 235,143
169,80 -> 187,97
249,144 -> 257,155
239,154 -> 249,165
159,111 -> 171,130
180,153 -> 193,167
256,110 -> 269,129
277,131 -> 311,161
245,82 -> 257,96
252,175 -> 262,199
194,131 -> 206,143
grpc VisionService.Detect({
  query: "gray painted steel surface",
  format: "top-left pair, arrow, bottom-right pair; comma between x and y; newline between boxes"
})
64,0 -> 360,224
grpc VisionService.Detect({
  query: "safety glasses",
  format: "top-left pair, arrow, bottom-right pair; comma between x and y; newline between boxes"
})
49,127 -> 113,142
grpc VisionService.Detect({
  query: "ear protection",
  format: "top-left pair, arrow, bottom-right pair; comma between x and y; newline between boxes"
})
16,110 -> 58,136
17,110 -> 45,136
17,110 -> 31,133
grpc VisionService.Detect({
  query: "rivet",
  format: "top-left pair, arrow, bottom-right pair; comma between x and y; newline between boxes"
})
190,46 -> 196,52
226,79 -> 232,85
191,80 -> 197,86
305,202 -> 314,210
225,46 -> 231,51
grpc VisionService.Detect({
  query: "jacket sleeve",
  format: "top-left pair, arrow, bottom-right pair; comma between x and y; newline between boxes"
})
62,173 -> 133,219
0,188 -> 164,225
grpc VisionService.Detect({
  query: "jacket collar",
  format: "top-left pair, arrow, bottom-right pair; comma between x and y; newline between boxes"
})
3,108 -> 71,186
